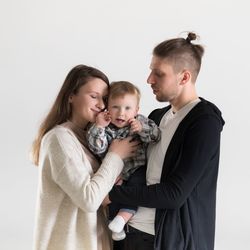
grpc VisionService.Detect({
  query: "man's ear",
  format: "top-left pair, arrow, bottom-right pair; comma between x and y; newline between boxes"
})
180,70 -> 191,85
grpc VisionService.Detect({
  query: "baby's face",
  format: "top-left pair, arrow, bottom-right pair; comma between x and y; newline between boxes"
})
108,94 -> 139,128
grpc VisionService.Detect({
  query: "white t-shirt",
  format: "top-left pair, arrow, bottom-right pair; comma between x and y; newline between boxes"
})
129,99 -> 200,235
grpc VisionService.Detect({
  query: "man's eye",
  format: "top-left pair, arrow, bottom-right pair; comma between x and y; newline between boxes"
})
91,95 -> 97,99
155,73 -> 162,77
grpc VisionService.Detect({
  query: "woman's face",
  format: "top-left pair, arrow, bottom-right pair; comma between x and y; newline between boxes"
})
69,78 -> 108,127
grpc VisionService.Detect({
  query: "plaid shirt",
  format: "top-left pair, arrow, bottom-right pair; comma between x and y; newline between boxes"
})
87,114 -> 161,180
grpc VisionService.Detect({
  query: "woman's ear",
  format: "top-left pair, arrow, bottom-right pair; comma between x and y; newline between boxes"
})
68,95 -> 73,103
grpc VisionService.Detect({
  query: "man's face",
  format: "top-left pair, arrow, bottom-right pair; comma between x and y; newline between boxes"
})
147,56 -> 183,103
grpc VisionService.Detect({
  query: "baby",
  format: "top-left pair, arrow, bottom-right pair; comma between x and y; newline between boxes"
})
87,81 -> 161,240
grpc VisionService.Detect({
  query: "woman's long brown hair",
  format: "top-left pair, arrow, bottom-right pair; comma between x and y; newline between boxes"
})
31,65 -> 109,166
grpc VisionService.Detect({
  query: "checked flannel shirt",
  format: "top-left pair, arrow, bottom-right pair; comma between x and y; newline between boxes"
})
87,114 -> 161,180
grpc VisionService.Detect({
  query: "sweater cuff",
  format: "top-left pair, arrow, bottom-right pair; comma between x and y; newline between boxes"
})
103,152 -> 124,174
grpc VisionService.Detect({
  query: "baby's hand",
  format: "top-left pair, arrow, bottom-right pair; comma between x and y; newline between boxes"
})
96,111 -> 111,127
129,118 -> 142,134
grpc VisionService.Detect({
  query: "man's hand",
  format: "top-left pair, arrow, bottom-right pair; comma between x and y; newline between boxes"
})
102,195 -> 111,207
115,175 -> 123,186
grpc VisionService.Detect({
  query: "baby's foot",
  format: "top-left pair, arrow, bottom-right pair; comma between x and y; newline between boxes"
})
112,230 -> 126,241
108,215 -> 126,233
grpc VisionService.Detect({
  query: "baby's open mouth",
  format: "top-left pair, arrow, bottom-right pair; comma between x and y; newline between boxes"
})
116,118 -> 125,123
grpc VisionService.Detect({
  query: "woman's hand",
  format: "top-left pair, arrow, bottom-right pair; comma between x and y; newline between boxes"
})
108,136 -> 139,160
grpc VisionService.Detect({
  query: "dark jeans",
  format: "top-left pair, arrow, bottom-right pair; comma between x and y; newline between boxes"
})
108,166 -> 146,221
113,225 -> 155,250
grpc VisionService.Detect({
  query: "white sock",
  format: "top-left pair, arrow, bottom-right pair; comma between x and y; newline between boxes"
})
108,215 -> 126,233
112,230 -> 126,241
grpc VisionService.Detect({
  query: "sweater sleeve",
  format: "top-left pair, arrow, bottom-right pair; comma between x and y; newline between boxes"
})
109,115 -> 222,209
44,128 -> 124,212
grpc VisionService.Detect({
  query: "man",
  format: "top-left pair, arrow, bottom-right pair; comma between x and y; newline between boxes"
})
108,32 -> 225,250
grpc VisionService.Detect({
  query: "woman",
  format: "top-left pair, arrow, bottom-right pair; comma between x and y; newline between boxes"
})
31,65 -> 138,250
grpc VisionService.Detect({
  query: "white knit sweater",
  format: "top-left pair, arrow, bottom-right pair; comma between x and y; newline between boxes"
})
33,122 -> 124,250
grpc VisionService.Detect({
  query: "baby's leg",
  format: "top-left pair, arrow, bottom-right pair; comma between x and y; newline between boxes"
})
108,209 -> 135,233
117,210 -> 134,222
109,167 -> 145,240
109,209 -> 136,241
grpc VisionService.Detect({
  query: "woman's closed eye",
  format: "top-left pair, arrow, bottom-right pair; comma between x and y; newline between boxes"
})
102,96 -> 108,104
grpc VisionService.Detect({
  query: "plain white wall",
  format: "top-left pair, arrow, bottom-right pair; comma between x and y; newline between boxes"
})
0,0 -> 249,249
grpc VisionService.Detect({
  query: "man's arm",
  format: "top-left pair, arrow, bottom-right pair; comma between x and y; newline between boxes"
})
109,115 -> 222,209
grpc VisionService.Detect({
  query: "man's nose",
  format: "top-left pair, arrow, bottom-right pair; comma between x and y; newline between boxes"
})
147,72 -> 154,85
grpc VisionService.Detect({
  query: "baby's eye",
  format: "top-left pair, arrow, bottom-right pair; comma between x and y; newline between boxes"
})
125,106 -> 131,110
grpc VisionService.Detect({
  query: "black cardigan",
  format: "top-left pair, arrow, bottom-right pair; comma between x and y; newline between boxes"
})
109,98 -> 225,250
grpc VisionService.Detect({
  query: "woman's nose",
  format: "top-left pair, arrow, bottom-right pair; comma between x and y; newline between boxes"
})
97,98 -> 105,110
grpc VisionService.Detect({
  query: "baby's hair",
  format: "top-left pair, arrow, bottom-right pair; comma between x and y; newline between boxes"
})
109,81 -> 141,103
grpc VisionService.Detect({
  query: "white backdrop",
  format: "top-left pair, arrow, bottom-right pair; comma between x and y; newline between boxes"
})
0,0 -> 249,249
